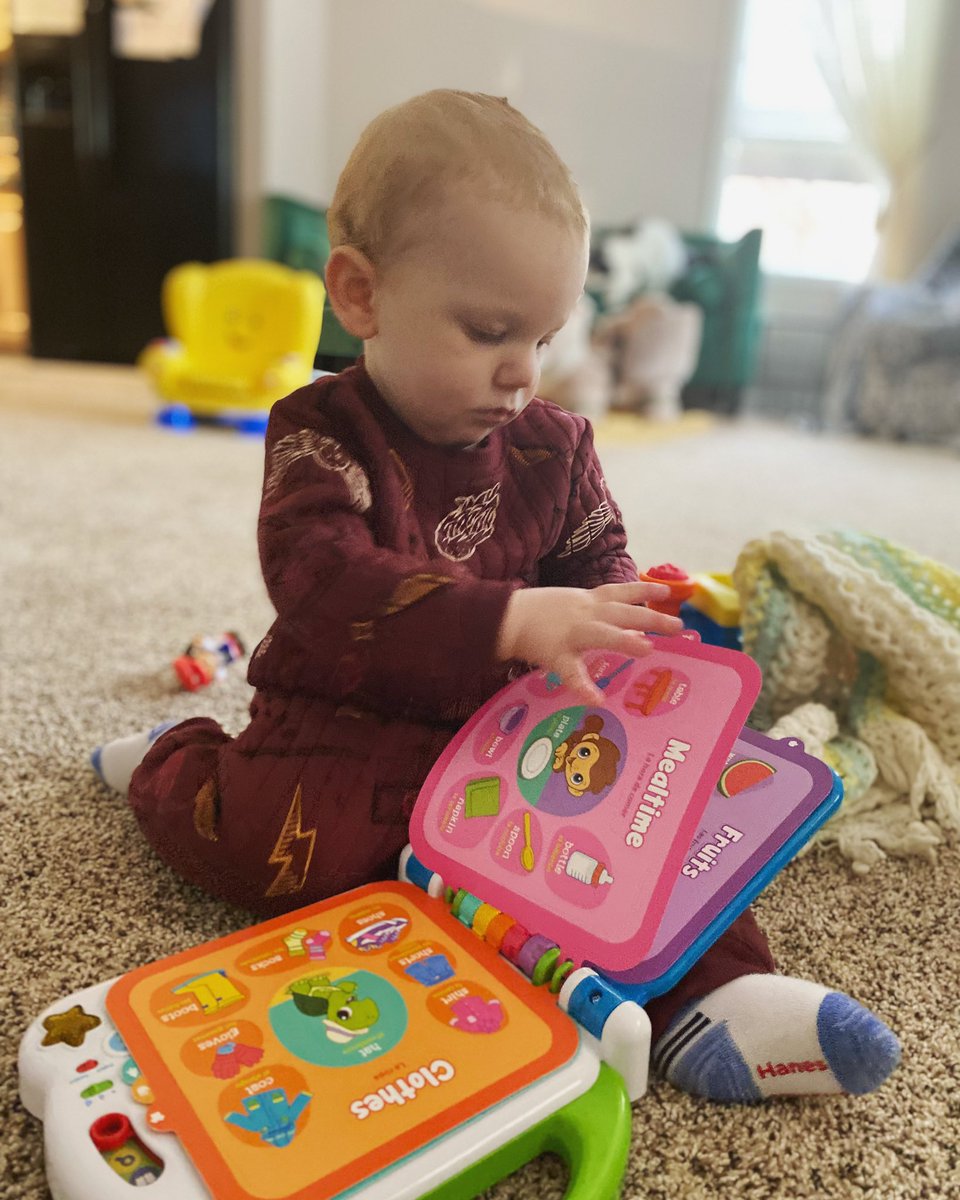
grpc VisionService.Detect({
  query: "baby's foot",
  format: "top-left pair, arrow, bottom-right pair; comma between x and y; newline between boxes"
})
91,721 -> 178,794
653,974 -> 900,1103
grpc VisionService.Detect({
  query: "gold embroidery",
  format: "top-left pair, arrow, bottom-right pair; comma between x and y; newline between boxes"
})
349,574 -> 452,642
510,446 -> 555,467
193,778 -> 220,841
382,573 -> 453,616
265,783 -> 317,898
389,449 -> 415,509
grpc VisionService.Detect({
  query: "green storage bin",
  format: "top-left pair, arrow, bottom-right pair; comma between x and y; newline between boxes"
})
263,195 -> 363,363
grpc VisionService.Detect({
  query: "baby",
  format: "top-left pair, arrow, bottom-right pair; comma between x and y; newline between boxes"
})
94,90 -> 898,1104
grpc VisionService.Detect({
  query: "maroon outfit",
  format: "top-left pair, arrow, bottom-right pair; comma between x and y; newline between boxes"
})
129,363 -> 773,1040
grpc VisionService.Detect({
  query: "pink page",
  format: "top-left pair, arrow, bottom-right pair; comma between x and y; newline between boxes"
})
410,636 -> 761,973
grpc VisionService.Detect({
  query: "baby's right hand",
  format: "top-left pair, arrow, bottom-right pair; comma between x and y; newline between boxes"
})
496,582 -> 684,704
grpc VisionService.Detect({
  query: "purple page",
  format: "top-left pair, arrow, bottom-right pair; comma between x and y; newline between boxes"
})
601,729 -> 836,985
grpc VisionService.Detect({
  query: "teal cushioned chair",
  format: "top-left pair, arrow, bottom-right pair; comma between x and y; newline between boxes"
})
669,228 -> 763,413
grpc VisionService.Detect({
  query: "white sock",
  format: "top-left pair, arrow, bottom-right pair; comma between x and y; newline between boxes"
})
90,722 -> 177,795
652,974 -> 900,1103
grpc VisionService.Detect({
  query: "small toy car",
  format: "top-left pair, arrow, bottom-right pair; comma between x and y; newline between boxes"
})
172,631 -> 245,691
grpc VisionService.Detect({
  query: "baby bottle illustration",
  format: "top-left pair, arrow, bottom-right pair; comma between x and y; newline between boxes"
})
565,850 -> 614,888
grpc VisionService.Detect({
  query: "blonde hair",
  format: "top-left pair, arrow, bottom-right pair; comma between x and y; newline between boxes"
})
327,89 -> 588,265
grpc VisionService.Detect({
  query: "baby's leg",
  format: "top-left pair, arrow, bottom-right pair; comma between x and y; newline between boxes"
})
122,716 -> 259,909
119,697 -> 430,917
647,910 -> 899,1102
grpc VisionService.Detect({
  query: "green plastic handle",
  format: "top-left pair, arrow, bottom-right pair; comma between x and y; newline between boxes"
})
420,1063 -> 632,1200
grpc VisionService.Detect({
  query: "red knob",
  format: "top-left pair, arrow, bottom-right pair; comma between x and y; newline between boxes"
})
89,1112 -> 134,1153
641,564 -> 695,615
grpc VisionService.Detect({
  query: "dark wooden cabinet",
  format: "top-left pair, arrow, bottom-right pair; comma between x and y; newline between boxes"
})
14,0 -> 233,363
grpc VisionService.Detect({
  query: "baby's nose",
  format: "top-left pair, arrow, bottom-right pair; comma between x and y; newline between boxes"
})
495,345 -> 540,392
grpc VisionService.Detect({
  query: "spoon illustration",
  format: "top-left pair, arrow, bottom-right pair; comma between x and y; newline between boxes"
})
520,812 -> 535,872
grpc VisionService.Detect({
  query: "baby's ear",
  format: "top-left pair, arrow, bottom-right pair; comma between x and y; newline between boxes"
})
325,246 -> 378,339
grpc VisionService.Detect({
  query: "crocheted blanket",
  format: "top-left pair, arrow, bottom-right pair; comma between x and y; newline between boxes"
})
734,530 -> 960,873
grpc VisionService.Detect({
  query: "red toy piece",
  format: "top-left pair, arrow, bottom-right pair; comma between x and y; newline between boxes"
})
172,631 -> 245,692
640,563 -> 695,616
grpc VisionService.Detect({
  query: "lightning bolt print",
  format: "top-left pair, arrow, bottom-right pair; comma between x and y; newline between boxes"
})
265,783 -> 317,898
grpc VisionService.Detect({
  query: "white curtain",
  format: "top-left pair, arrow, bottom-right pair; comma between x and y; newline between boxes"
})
810,0 -> 948,280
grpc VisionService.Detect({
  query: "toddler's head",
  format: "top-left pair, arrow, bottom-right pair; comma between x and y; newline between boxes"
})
328,89 -> 588,267
326,90 -> 590,446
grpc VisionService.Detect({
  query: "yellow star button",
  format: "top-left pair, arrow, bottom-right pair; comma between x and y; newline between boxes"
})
41,1005 -> 102,1048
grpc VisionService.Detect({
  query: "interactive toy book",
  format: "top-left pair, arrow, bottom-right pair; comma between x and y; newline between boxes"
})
19,636 -> 842,1200
410,636 -> 839,997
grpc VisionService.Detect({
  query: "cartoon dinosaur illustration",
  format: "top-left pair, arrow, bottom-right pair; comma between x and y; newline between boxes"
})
286,974 -> 379,1044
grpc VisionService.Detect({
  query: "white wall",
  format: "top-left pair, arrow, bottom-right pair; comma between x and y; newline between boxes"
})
232,0 -> 265,254
254,0 -> 960,268
259,0 -> 332,207
258,0 -> 742,231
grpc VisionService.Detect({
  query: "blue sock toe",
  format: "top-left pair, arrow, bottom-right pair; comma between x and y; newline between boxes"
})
817,992 -> 901,1094
658,1015 -> 762,1104
148,720 -> 178,742
90,746 -> 104,782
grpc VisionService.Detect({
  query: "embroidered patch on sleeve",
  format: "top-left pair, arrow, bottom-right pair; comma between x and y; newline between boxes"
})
193,778 -> 220,842
264,429 -> 372,512
556,500 -> 614,558
389,448 -> 415,509
381,572 -> 454,615
349,573 -> 453,642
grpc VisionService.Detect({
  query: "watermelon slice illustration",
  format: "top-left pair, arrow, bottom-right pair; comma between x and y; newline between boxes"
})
718,758 -> 776,797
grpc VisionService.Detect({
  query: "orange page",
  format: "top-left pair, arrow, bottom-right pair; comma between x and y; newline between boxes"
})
109,883 -> 576,1200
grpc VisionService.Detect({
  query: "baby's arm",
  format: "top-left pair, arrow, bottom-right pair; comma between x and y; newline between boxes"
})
538,420 -> 636,589
499,421 -> 681,701
256,410 -> 515,714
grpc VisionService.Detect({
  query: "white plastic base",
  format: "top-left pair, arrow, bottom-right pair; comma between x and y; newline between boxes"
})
20,978 -> 603,1200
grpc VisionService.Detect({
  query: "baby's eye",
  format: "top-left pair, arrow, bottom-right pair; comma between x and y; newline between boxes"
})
465,324 -> 507,345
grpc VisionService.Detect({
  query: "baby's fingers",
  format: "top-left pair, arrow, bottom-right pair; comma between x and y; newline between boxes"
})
632,607 -> 684,636
600,600 -> 684,637
593,580 -> 672,605
553,653 -> 604,705
569,622 -> 657,663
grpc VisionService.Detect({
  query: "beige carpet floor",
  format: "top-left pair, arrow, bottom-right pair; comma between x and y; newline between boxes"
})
2,360 -> 958,1199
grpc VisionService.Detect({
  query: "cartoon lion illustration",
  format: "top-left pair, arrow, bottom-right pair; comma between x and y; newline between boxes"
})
552,714 -> 622,798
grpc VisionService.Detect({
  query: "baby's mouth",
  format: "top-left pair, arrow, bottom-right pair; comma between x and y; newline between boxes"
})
476,407 -> 519,423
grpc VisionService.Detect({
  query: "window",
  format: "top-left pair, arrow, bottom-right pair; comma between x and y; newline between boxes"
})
715,0 -> 883,282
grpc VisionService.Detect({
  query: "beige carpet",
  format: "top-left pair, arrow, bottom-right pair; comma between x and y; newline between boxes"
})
2,360 -> 959,1200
